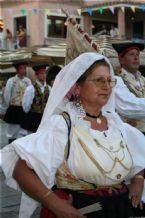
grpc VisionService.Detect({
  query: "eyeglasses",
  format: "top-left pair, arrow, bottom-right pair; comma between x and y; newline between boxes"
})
86,77 -> 117,88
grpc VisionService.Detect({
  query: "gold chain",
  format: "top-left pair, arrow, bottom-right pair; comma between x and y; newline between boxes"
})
94,138 -> 123,152
78,137 -> 133,180
94,139 -> 125,162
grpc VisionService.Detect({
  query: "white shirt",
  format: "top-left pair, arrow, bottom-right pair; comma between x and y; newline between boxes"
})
4,75 -> 31,108
114,75 -> 145,119
22,80 -> 51,113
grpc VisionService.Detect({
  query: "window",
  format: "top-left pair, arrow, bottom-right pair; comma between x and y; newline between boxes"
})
46,15 -> 80,38
47,16 -> 67,38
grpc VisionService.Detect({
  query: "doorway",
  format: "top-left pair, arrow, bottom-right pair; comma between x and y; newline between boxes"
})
132,21 -> 144,39
14,16 -> 26,34
14,16 -> 27,47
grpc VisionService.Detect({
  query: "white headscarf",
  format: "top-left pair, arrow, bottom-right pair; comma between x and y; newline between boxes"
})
38,52 -> 115,130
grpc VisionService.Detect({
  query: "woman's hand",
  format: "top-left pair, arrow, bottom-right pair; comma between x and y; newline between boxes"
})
128,177 -> 144,209
42,192 -> 86,218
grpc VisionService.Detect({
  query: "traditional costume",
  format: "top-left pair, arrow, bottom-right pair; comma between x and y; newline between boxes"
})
112,42 -> 145,134
21,65 -> 51,134
1,53 -> 145,218
3,62 -> 31,142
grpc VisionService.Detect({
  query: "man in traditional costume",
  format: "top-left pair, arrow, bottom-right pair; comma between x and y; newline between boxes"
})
21,64 -> 51,134
112,42 -> 145,134
3,61 -> 31,143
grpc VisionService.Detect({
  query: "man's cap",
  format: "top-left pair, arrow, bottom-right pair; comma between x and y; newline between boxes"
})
13,61 -> 27,69
32,64 -> 49,75
112,42 -> 144,57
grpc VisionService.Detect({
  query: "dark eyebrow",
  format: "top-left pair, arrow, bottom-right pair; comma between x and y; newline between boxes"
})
92,76 -> 111,79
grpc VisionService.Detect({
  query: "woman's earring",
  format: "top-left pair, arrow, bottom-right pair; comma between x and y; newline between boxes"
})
73,94 -> 85,117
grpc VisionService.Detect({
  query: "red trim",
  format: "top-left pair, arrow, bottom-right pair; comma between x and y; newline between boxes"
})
119,46 -> 140,58
36,68 -> 47,75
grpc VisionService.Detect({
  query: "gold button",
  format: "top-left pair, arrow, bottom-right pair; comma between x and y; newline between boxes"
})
116,174 -> 121,179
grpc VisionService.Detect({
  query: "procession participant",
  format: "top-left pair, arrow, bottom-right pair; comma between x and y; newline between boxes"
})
112,42 -> 145,134
1,52 -> 145,218
21,64 -> 51,134
3,61 -> 31,143
46,65 -> 61,87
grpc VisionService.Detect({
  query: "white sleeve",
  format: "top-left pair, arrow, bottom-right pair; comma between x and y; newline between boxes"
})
3,78 -> 13,106
22,85 -> 35,113
1,115 -> 68,190
27,78 -> 32,86
114,76 -> 145,119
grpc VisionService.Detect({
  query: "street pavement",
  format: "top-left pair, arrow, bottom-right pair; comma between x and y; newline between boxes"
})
0,119 -> 40,218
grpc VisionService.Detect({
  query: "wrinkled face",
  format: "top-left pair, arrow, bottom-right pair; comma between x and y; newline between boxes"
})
17,65 -> 26,77
75,65 -> 113,109
37,71 -> 47,83
119,49 -> 140,74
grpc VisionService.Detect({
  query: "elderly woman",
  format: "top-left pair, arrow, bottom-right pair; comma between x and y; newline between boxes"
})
1,52 -> 145,218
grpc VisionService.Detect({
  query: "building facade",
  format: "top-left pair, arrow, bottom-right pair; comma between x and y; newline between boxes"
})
0,0 -> 145,48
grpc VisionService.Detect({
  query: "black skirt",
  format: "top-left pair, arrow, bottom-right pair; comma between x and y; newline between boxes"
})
21,111 -> 42,132
4,105 -> 25,125
70,190 -> 145,218
40,185 -> 145,218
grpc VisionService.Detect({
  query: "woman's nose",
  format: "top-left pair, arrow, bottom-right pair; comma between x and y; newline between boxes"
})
102,80 -> 111,89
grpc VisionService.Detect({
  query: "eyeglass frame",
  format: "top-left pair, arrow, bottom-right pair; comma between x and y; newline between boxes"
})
85,76 -> 117,88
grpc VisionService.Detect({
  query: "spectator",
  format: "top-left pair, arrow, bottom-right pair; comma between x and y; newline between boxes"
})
17,25 -> 26,48
6,29 -> 13,49
0,27 -> 5,49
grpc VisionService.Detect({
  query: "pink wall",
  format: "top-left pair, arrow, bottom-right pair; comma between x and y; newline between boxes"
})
1,0 -> 81,46
1,0 -> 145,47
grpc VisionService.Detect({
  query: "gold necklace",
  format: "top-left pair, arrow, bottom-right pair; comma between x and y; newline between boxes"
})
96,137 -> 133,172
94,139 -> 125,162
78,137 -> 133,177
94,138 -> 124,153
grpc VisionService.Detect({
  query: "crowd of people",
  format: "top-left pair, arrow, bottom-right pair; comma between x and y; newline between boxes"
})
0,41 -> 145,218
